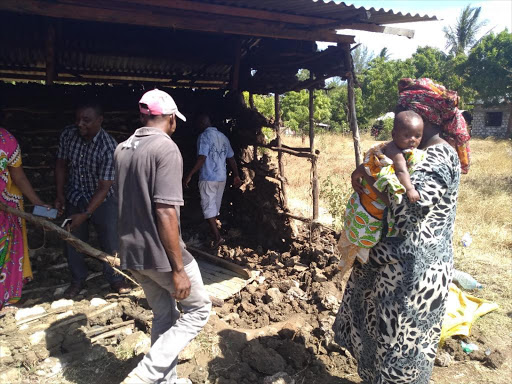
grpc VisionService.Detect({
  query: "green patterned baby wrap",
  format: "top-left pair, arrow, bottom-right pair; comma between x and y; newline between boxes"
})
344,143 -> 426,259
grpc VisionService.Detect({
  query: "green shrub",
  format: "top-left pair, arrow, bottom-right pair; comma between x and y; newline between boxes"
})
321,175 -> 353,230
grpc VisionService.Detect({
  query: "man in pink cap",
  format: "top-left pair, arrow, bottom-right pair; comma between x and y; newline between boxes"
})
115,89 -> 211,384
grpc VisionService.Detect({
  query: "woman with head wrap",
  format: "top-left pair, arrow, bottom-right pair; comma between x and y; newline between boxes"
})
333,78 -> 469,383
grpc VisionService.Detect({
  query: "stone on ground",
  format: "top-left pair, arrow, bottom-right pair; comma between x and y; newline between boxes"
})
263,372 -> 295,384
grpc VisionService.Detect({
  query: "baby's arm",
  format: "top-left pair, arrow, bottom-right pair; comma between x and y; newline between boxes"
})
385,144 -> 420,203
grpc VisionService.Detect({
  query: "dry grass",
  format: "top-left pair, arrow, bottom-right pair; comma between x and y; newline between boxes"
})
276,133 -> 512,338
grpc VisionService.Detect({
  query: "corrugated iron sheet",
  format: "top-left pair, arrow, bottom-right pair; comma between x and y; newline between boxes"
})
197,0 -> 437,24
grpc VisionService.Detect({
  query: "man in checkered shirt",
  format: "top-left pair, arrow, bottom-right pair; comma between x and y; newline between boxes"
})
55,102 -> 130,298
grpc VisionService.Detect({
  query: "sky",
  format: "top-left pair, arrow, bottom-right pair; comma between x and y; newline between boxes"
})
319,0 -> 512,59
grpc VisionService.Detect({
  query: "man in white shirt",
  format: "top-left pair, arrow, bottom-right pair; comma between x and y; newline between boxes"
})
184,114 -> 241,248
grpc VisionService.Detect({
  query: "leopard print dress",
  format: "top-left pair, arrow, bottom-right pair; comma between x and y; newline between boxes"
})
333,144 -> 461,384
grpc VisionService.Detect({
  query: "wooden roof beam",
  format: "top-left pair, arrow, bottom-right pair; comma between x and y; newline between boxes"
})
335,23 -> 415,39
116,0 -> 339,26
0,0 -> 354,44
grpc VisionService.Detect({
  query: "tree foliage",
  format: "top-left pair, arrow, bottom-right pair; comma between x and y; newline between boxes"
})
359,57 -> 415,120
443,5 -> 487,55
281,90 -> 332,134
461,29 -> 512,103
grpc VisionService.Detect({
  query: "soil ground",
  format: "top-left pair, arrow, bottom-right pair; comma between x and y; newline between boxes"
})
0,136 -> 510,384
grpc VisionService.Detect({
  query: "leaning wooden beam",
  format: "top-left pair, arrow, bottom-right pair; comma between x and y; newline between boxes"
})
309,87 -> 319,221
281,212 -> 336,233
342,45 -> 363,166
275,93 -> 288,210
282,144 -> 319,154
186,245 -> 250,280
259,145 -> 317,159
0,0 -> 355,44
0,203 -> 139,287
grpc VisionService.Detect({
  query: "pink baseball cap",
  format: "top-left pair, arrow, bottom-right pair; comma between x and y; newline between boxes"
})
139,89 -> 186,121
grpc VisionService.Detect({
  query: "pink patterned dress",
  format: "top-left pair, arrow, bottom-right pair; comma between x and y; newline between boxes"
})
0,128 -> 32,310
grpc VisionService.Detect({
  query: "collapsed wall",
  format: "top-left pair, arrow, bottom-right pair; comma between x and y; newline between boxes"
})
0,82 -> 292,251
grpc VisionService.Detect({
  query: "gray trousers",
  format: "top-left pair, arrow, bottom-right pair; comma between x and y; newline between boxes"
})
130,259 -> 211,383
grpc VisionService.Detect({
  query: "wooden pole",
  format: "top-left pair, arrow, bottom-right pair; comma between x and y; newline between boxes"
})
275,93 -> 288,209
45,21 -> 56,85
0,203 -> 139,287
249,92 -> 255,109
342,44 -> 362,166
309,86 -> 319,221
230,38 -> 242,91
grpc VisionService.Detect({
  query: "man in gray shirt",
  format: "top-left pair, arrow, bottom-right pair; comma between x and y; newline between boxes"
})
115,89 -> 211,384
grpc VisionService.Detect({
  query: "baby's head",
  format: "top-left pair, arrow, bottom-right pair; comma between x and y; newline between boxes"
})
392,110 -> 424,150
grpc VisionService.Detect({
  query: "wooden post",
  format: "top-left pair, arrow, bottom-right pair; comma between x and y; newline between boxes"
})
309,87 -> 319,221
249,92 -> 255,109
275,92 -> 288,209
45,21 -> 56,85
342,44 -> 362,166
230,38 -> 242,91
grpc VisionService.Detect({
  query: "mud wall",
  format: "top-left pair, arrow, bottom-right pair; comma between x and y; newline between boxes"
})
0,82 -> 290,252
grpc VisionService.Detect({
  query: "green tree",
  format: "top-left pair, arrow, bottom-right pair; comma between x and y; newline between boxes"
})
443,5 -> 487,55
352,44 -> 374,74
409,46 -> 475,107
378,47 -> 390,60
411,46 -> 448,82
359,57 -> 415,120
461,29 -> 512,103
281,89 -> 331,135
243,91 -> 274,119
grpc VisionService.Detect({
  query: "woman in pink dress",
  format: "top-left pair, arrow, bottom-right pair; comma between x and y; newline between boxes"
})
0,127 -> 48,310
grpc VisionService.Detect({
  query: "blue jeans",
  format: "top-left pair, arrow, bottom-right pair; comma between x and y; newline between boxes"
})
66,197 -> 123,285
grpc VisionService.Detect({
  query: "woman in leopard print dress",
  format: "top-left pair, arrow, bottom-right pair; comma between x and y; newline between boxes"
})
333,78 -> 470,384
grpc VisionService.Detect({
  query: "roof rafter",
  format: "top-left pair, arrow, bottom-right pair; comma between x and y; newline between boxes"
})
0,0 -> 355,43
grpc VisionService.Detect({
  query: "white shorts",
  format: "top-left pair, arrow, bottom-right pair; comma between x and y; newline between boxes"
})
199,180 -> 226,219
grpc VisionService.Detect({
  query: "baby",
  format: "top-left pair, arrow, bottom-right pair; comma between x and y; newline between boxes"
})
337,110 -> 425,276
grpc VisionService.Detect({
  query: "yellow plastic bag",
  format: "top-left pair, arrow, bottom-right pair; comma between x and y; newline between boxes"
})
440,283 -> 499,343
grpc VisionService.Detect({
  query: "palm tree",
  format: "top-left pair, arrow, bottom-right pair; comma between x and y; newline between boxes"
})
443,5 -> 487,55
378,47 -> 390,60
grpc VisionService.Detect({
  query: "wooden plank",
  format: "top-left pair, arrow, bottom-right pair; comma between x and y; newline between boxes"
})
200,271 -> 243,286
0,0 -> 355,44
199,268 -> 246,288
116,0 -> 339,26
196,258 -> 241,275
335,23 -> 415,38
188,245 -> 250,279
195,256 -> 258,301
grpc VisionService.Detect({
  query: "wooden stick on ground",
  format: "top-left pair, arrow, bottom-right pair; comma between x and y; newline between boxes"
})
86,319 -> 134,337
0,203 -> 139,287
